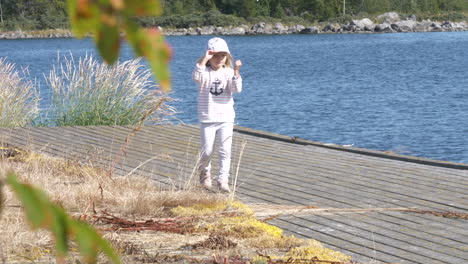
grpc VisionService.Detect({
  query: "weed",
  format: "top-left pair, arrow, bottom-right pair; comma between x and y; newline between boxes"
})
45,54 -> 175,126
0,58 -> 39,127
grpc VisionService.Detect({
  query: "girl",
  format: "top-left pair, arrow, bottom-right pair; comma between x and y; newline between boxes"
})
192,37 -> 242,192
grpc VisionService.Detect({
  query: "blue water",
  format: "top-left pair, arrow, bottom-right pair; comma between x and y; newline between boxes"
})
1,32 -> 467,163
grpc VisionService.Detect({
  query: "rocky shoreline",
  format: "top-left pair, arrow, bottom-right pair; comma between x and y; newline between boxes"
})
1,12 -> 467,39
166,12 -> 468,36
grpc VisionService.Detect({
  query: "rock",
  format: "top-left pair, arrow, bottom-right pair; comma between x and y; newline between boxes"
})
287,25 -> 305,34
364,24 -> 376,31
322,24 -> 338,32
322,24 -> 330,32
251,22 -> 266,34
273,22 -> 288,34
264,24 -> 273,34
225,27 -> 246,35
349,24 -> 358,32
430,22 -> 442,32
393,20 -> 416,32
454,21 -> 468,31
374,23 -> 393,33
186,28 -> 198,35
377,12 -> 400,23
408,14 -> 417,21
351,18 -> 374,30
299,26 -> 319,34
213,27 -> 224,35
197,26 -> 215,35
414,21 -> 432,32
296,25 -> 305,32
441,21 -> 456,31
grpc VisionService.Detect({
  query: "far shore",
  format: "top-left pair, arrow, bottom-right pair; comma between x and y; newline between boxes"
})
1,12 -> 467,40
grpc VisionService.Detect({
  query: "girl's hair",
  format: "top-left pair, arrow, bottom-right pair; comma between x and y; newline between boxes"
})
198,53 -> 233,68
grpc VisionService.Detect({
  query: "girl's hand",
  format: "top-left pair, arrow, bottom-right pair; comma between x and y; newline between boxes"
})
204,50 -> 216,61
198,50 -> 215,67
234,60 -> 242,70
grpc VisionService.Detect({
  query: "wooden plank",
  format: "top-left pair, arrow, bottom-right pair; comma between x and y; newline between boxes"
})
273,214 -> 467,264
238,141 -> 468,189
306,214 -> 467,262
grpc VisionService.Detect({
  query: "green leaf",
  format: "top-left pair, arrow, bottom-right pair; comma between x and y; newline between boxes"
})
71,220 -> 121,264
68,0 -> 100,37
124,21 -> 144,56
50,206 -> 70,258
67,0 -> 172,91
126,25 -> 171,91
96,23 -> 121,64
6,172 -> 51,228
146,31 -> 172,91
6,172 -> 121,264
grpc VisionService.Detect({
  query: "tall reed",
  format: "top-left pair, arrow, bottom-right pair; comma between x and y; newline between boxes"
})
46,54 -> 175,126
0,58 -> 39,127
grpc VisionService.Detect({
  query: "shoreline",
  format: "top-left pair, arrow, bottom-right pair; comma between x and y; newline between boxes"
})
1,12 -> 467,39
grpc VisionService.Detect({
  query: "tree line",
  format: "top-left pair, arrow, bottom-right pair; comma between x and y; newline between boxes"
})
1,0 -> 468,31
0,0 -> 68,30
162,0 -> 468,19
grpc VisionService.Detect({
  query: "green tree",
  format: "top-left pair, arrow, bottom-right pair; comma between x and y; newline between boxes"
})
256,0 -> 271,17
301,0 -> 338,21
417,0 -> 440,12
0,0 -> 4,24
272,2 -> 286,18
279,0 -> 301,16
439,0 -> 466,11
0,0 -> 67,29
239,0 -> 256,17
214,0 -> 242,15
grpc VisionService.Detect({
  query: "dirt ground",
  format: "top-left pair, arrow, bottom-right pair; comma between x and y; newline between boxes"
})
76,203 -> 360,264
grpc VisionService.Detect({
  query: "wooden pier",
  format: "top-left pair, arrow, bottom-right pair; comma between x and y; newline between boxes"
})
0,125 -> 467,264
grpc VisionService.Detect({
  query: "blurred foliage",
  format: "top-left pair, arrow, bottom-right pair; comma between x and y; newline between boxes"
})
67,0 -> 171,91
4,172 -> 121,264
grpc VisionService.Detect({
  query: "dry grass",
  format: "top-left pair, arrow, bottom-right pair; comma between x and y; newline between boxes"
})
0,149 -> 353,264
0,151 -> 228,263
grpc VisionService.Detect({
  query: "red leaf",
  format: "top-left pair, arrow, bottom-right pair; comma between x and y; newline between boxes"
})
77,0 -> 92,18
110,0 -> 124,10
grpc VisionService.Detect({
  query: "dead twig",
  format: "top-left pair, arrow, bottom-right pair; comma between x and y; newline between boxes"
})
407,209 -> 468,219
212,255 -> 248,264
107,97 -> 168,179
93,211 -> 197,233
268,260 -> 351,264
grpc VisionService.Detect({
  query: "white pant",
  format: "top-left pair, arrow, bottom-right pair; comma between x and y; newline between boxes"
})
199,122 -> 233,182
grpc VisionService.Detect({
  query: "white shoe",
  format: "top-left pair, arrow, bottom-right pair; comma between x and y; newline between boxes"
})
199,171 -> 212,189
217,181 -> 230,193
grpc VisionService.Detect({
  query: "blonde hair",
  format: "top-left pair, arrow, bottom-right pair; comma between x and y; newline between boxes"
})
198,53 -> 233,69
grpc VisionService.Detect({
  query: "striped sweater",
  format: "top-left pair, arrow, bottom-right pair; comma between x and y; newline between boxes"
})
192,64 -> 242,123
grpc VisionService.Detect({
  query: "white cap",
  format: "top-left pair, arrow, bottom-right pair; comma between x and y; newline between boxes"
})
207,37 -> 230,54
